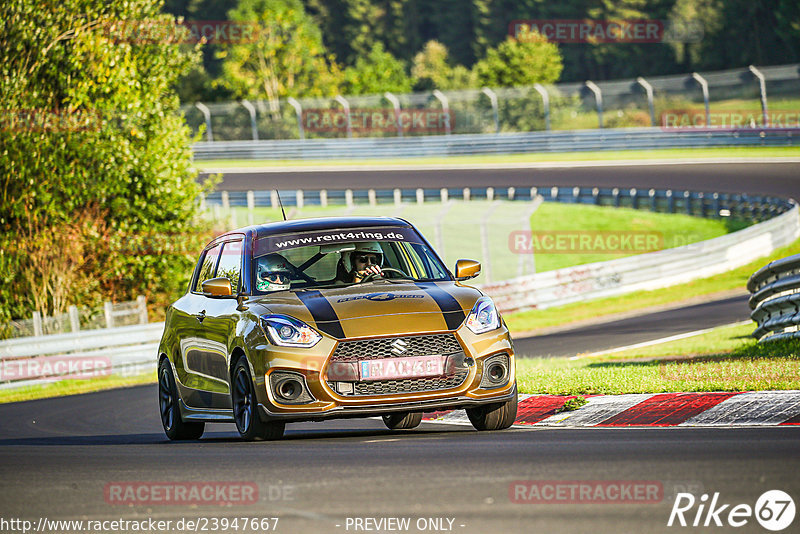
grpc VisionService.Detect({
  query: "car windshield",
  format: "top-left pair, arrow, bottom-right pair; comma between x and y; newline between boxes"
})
252,226 -> 450,293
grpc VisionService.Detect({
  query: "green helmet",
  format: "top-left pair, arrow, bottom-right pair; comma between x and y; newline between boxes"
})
256,254 -> 292,292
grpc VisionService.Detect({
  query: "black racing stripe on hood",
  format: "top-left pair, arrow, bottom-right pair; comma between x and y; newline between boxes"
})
295,290 -> 345,339
414,282 -> 467,330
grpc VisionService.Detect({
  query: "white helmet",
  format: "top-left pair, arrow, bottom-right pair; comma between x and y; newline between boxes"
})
342,242 -> 384,275
256,254 -> 293,292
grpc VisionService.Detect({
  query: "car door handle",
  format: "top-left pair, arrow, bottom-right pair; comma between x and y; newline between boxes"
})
195,310 -> 206,323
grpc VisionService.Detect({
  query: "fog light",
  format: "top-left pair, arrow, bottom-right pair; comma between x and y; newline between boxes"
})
268,371 -> 316,404
276,378 -> 302,401
479,354 -> 510,389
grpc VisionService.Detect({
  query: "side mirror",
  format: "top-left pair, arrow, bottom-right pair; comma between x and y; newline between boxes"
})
202,277 -> 233,297
454,259 -> 481,281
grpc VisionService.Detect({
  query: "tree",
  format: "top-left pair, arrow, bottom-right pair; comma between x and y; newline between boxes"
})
341,42 -> 413,95
0,0 -> 211,323
219,0 -> 342,110
473,27 -> 563,87
411,40 -> 475,91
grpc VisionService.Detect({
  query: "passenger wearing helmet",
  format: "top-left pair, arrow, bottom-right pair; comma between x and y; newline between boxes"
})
340,242 -> 384,283
256,254 -> 293,292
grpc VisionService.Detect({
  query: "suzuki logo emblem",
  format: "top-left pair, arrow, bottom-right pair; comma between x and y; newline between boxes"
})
390,339 -> 408,354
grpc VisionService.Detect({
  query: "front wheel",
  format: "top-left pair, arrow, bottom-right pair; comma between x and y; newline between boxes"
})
158,359 -> 204,440
382,412 -> 423,430
232,358 -> 285,441
466,385 -> 518,431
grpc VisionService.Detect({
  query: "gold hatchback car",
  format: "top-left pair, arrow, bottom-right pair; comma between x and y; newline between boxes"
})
158,217 -> 517,440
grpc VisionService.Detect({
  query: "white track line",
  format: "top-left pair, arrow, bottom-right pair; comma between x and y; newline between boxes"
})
574,320 -> 753,359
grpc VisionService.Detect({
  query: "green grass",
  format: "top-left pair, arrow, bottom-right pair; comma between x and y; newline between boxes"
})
528,203 -> 746,272
0,372 -> 156,404
196,146 -> 800,168
505,235 -> 800,334
516,323 -> 800,395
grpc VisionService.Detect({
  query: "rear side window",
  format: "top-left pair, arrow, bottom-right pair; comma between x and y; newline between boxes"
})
194,243 -> 222,291
216,240 -> 243,292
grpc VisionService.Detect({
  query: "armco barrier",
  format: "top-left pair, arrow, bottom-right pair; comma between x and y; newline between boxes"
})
192,127 -> 799,160
480,203 -> 800,313
0,323 -> 164,389
748,254 -> 800,342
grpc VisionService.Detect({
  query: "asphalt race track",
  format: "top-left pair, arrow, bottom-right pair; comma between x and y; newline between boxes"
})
2,160 -> 799,533
203,160 -> 800,198
0,386 -> 798,533
513,293 -> 750,358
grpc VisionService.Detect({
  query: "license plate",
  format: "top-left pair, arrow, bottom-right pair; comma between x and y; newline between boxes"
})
358,355 -> 444,381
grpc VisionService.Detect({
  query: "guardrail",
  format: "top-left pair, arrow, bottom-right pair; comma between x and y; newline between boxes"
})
748,254 -> 800,342
193,127 -> 799,160
0,323 -> 163,389
480,203 -> 800,313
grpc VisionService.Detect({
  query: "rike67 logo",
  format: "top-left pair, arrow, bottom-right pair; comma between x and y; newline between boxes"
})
668,490 -> 795,531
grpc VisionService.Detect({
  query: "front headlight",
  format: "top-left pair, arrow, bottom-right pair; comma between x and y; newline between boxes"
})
261,315 -> 322,347
465,297 -> 501,334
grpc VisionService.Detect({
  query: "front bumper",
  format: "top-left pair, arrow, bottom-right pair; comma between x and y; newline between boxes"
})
251,325 -> 515,423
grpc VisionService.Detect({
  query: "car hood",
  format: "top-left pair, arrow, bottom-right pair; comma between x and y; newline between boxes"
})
251,280 -> 482,338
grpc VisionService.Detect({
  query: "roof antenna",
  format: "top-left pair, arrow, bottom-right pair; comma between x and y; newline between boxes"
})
276,189 -> 287,220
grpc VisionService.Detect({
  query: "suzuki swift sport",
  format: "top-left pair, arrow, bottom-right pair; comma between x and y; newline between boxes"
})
157,217 -> 517,441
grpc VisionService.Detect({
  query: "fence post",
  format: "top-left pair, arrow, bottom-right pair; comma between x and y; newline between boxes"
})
416,188 -> 424,204
320,189 -> 328,207
636,77 -> 656,126
480,88 -> 499,134
585,81 -> 603,128
684,190 -> 692,215
630,188 -> 638,210
432,90 -> 451,135
32,311 -> 43,337
612,187 -> 620,208
104,302 -> 114,329
287,97 -> 305,140
296,190 -> 304,210
68,305 -> 80,332
463,187 -> 471,201
572,187 -> 580,203
137,295 -> 148,324
748,65 -> 769,126
240,100 -> 259,141
345,189 -> 354,208
384,92 -> 403,137
667,189 -> 674,213
691,73 -> 710,126
649,189 -> 657,211
221,191 -> 230,210
533,83 -> 551,130
440,188 -> 448,203
508,187 -> 515,200
247,190 -> 255,211
393,188 -> 402,206
592,187 -> 600,205
368,189 -> 376,206
195,102 -> 213,142
486,187 -> 494,201
334,95 -> 353,138
550,186 -> 558,201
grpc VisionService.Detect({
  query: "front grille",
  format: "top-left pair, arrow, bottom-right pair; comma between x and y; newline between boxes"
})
329,369 -> 469,396
330,333 -> 463,362
326,333 -> 469,397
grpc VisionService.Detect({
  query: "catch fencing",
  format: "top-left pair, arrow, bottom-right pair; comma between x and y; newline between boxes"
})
748,254 -> 800,343
184,63 -> 800,143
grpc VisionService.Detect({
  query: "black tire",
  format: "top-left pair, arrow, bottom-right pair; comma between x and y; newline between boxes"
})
382,411 -> 423,430
158,358 -> 205,440
466,385 -> 518,431
232,358 -> 285,441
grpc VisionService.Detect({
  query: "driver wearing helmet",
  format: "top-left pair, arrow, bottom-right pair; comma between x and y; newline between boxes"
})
340,242 -> 384,283
256,254 -> 293,292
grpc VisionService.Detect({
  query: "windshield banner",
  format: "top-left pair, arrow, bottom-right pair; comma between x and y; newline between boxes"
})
255,227 -> 422,256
